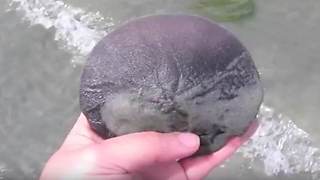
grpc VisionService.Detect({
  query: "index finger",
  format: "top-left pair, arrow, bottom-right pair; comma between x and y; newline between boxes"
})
61,113 -> 103,150
180,121 -> 259,180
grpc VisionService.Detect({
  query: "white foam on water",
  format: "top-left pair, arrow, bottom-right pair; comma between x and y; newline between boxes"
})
240,105 -> 320,179
7,0 -> 114,65
0,163 -> 7,180
6,0 -> 320,179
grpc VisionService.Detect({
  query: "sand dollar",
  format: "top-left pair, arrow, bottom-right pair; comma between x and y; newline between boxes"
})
79,15 -> 263,155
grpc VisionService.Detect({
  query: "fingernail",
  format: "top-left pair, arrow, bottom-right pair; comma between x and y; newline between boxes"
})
178,133 -> 199,148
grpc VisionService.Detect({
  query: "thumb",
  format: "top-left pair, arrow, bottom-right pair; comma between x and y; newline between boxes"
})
95,131 -> 200,172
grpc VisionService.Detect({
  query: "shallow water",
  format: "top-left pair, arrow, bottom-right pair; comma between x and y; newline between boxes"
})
1,0 -> 320,179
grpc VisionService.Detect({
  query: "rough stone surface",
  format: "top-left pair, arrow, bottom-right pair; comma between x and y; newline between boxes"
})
79,15 -> 263,155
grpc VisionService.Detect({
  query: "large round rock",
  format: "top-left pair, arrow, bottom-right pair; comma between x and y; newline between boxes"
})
80,15 -> 263,155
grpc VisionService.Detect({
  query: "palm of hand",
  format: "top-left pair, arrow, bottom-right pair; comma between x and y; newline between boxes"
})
40,114 -> 258,180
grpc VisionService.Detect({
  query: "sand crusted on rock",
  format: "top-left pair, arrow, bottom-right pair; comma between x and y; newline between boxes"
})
79,14 -> 263,155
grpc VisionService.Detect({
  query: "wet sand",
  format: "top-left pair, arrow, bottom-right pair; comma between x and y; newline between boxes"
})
0,0 -> 320,179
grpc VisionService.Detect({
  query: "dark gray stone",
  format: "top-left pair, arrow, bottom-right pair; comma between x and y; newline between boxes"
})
79,14 -> 263,155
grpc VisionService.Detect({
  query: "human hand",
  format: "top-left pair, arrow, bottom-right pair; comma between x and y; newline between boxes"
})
40,114 -> 258,180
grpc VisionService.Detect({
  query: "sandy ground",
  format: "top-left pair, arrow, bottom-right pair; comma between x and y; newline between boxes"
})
0,0 -> 319,179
